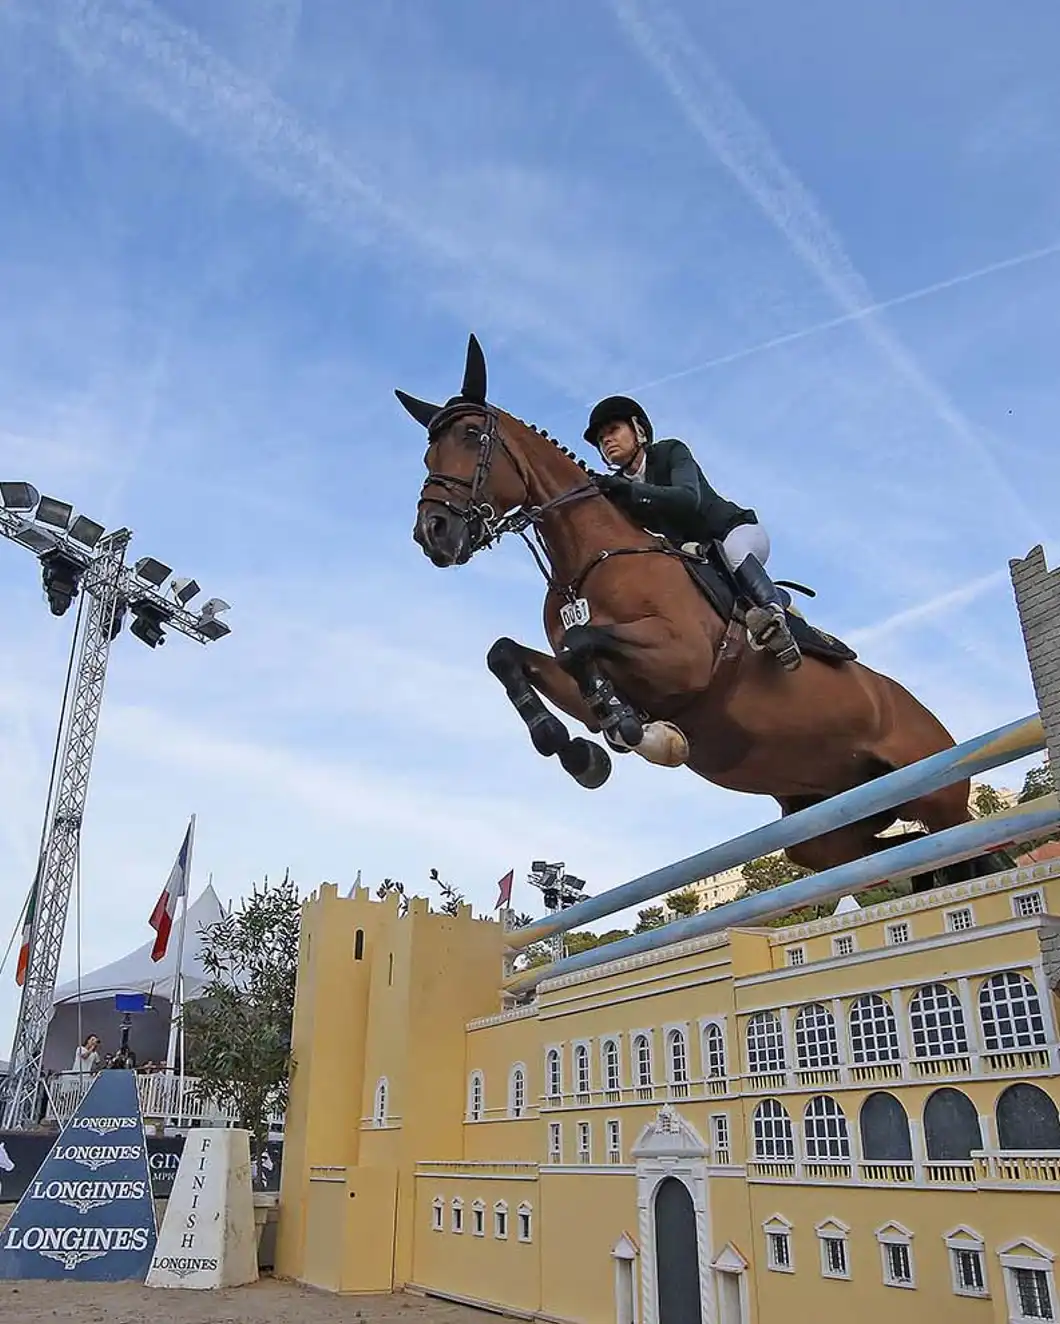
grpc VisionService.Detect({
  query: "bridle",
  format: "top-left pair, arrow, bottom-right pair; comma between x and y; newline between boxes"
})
418,401 -> 598,559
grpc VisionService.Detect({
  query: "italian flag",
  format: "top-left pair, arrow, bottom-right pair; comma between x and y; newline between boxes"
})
15,870 -> 39,987
149,819 -> 193,962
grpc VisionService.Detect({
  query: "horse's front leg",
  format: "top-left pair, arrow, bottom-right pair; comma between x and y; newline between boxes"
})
486,637 -> 613,788
557,622 -> 693,769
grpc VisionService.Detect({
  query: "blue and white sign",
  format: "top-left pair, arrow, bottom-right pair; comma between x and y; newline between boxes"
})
0,1070 -> 157,1280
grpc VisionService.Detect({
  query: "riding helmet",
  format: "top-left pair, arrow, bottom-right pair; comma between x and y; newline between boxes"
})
583,396 -> 654,446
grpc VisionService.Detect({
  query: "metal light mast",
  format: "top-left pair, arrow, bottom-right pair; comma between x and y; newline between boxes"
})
0,482 -> 232,1128
525,861 -> 588,965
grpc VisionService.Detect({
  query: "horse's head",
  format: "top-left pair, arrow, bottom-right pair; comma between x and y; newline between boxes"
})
397,336 -> 531,567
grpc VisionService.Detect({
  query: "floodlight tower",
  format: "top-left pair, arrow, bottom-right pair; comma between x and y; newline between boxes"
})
526,861 -> 587,964
0,481 -> 232,1129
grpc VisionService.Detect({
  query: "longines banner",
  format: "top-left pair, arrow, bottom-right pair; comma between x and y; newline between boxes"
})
0,1131 -> 283,1204
0,1070 -> 157,1280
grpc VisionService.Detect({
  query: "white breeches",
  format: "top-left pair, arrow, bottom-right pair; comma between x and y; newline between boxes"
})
719,522 -> 770,571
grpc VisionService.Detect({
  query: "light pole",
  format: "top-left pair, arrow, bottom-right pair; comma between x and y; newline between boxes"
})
0,481 -> 232,1128
525,861 -> 588,965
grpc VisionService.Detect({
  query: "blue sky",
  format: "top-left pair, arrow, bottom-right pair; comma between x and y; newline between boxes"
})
0,0 -> 1058,1050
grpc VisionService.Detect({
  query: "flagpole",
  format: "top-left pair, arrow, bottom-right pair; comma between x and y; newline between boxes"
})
165,814 -> 196,1074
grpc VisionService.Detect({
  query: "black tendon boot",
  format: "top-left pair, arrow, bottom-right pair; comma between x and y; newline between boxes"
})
734,555 -> 802,671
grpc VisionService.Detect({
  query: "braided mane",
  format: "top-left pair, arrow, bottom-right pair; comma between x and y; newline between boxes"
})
515,418 -> 603,478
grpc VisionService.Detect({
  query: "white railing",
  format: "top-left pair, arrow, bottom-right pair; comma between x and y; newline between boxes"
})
45,1071 -> 284,1132
974,1151 -> 1060,1185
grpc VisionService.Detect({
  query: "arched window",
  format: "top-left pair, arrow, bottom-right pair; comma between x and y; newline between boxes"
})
508,1065 -> 527,1118
923,1088 -> 982,1160
667,1028 -> 689,1084
468,1070 -> 484,1121
574,1043 -> 591,1095
753,1099 -> 795,1160
703,1023 -> 727,1079
859,1092 -> 913,1161
803,1095 -> 851,1160
909,984 -> 968,1058
996,1083 -> 1060,1150
602,1038 -> 621,1093
545,1048 -> 562,1099
747,1011 -> 786,1074
633,1034 -> 653,1088
373,1077 -> 388,1127
849,994 -> 900,1063
979,972 -> 1048,1051
794,1003 -> 840,1070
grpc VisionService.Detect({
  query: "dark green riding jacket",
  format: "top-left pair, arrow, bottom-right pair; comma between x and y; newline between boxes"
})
619,439 -> 756,545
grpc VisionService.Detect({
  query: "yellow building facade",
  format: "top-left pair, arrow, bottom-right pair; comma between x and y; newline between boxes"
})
277,855 -> 1060,1324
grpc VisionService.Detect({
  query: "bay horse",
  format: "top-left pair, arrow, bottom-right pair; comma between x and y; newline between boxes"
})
398,335 -> 1003,887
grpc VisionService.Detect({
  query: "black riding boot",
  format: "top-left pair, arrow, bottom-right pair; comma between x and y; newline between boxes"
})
733,555 -> 802,671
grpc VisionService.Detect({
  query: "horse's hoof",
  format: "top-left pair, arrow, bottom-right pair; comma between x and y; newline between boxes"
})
616,715 -> 643,747
528,713 -> 570,758
560,738 -> 612,788
634,721 -> 689,768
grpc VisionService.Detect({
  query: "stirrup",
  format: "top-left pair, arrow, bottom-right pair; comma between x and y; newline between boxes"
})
746,606 -> 802,671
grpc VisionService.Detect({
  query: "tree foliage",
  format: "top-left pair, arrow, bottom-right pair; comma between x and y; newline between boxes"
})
634,906 -> 666,932
971,782 -> 1006,817
1019,762 -> 1054,803
429,867 -> 466,916
665,887 -> 701,918
183,873 -> 301,1162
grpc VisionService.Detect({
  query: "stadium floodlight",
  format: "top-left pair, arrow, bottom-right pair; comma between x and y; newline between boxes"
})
68,515 -> 106,549
34,496 -> 74,531
40,550 -> 85,617
13,524 -> 58,555
134,556 -> 172,587
170,576 -> 200,608
1,482 -> 40,511
129,601 -> 171,648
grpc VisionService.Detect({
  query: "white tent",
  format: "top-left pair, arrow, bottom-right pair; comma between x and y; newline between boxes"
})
46,885 -> 225,1071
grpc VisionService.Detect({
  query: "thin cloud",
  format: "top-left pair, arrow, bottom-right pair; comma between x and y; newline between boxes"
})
608,0 -> 1046,539
846,569 -> 1009,647
628,239 -> 1060,393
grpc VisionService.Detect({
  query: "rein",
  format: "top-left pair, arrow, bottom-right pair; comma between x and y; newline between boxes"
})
419,402 -> 702,605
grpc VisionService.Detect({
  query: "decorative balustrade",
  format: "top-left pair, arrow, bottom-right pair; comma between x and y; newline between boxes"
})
45,1070 -> 284,1132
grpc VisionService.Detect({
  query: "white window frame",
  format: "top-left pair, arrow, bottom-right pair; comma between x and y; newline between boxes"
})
909,982 -> 968,1058
786,945 -> 806,967
877,1222 -> 915,1289
944,1226 -> 989,1299
493,1199 -> 509,1240
601,1036 -> 622,1093
471,1198 -> 485,1237
451,1197 -> 464,1234
547,1120 -> 561,1164
945,905 -> 975,933
665,1023 -> 690,1085
710,1112 -> 731,1164
606,1117 -> 622,1165
545,1045 -> 563,1099
573,1039 -> 592,1096
832,933 -> 856,957
467,1069 -> 485,1122
746,1010 -> 786,1075
508,1062 -> 527,1118
817,1218 -> 851,1280
517,1201 -> 533,1243
886,921 -> 911,946
630,1029 -> 654,1089
849,992 -> 901,1064
979,971 -> 1048,1050
1012,889 -> 1045,919
999,1240 -> 1056,1323
763,1214 -> 794,1273
577,1119 -> 592,1164
794,1002 -> 841,1071
803,1095 -> 851,1160
700,1018 -> 728,1082
431,1196 -> 444,1231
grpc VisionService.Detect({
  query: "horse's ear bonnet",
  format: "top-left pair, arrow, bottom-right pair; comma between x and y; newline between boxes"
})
395,334 -> 487,429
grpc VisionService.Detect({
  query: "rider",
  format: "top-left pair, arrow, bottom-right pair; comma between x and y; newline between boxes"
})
584,396 -> 801,671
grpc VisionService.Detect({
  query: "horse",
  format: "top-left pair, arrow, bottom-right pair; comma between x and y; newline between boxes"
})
0,1140 -> 14,1197
397,335 -> 1008,887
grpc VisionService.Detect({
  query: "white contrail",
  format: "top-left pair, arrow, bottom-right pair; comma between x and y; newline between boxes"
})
630,240 -> 1060,393
845,569 -> 1008,647
608,0 -> 1045,538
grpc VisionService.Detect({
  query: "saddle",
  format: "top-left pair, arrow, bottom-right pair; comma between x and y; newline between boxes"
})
679,543 -> 857,667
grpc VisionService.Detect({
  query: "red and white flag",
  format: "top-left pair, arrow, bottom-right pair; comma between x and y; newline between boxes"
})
15,868 -> 39,986
494,869 -> 514,910
150,821 -> 193,962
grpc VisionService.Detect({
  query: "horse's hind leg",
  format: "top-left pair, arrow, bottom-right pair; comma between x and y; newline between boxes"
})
908,778 -> 1018,889
486,637 -> 612,789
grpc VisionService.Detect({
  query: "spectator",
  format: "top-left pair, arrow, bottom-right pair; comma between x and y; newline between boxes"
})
71,1034 -> 100,1074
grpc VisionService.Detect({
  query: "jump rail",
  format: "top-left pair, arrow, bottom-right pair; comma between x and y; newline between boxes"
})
504,793 -> 1060,995
507,713 -> 1044,951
